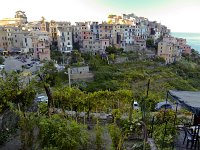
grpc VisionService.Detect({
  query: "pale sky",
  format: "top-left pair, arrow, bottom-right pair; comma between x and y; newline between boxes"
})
1,0 -> 200,33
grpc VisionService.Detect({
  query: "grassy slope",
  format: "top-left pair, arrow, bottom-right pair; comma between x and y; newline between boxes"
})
86,58 -> 200,101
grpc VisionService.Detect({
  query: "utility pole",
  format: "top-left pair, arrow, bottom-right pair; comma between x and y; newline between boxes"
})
68,68 -> 71,88
65,68 -> 71,88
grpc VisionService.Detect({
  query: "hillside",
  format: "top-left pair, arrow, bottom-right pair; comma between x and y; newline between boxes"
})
82,51 -> 200,103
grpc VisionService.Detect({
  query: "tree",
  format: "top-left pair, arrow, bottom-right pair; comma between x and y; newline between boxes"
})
105,46 -> 117,54
0,72 -> 36,112
37,60 -> 58,116
73,41 -> 80,50
0,72 -> 36,149
71,50 -> 84,65
146,38 -> 155,48
0,56 -> 4,64
53,87 -> 85,119
50,50 -> 63,64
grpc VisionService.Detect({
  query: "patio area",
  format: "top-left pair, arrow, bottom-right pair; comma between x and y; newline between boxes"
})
168,90 -> 200,150
174,128 -> 200,150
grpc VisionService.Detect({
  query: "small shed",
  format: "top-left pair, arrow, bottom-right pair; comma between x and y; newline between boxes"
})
70,66 -> 89,74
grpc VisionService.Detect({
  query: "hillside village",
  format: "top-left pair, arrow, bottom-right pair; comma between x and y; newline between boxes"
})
1,11 -> 200,150
0,11 -> 192,64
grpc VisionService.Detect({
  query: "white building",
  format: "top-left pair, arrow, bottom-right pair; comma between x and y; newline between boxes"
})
123,26 -> 135,46
12,30 -> 33,53
57,26 -> 73,53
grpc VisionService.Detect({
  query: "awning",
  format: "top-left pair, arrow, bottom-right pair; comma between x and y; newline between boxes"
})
168,90 -> 200,116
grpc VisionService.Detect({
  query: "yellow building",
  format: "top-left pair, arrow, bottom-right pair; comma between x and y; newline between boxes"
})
157,41 -> 181,64
49,20 -> 58,41
0,28 -> 8,50
0,11 -> 27,26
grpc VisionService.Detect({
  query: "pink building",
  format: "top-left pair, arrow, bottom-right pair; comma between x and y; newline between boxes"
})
33,38 -> 50,61
176,38 -> 186,45
176,38 -> 191,54
181,45 -> 191,54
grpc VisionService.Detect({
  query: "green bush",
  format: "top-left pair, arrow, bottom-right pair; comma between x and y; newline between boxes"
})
108,123 -> 123,149
95,121 -> 103,150
38,115 -> 89,150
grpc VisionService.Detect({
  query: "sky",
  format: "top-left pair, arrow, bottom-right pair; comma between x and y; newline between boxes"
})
1,0 -> 200,33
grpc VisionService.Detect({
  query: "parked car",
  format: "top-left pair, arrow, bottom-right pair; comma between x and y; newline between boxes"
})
35,95 -> 48,103
22,63 -> 33,69
133,101 -> 139,110
155,101 -> 172,110
27,63 -> 33,67
0,64 -> 5,71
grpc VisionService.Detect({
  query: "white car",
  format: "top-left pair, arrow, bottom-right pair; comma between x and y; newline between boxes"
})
36,95 -> 48,103
0,65 -> 5,71
133,101 -> 139,110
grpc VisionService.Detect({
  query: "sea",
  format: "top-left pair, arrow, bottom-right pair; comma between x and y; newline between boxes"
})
171,32 -> 200,53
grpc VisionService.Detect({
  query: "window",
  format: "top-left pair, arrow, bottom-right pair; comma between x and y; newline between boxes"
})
161,47 -> 162,49
67,37 -> 70,40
